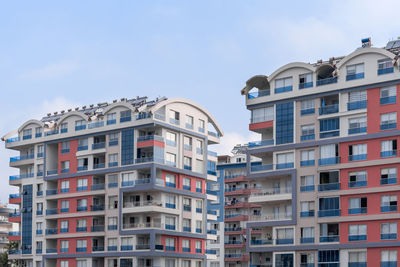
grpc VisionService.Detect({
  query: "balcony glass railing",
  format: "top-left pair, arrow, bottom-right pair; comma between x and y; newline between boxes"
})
92,142 -> 106,149
348,154 -> 367,161
301,134 -> 315,141
275,86 -> 293,94
120,116 -> 132,122
381,150 -> 397,158
299,81 -> 313,89
251,239 -> 273,245
348,127 -> 367,135
136,113 -> 151,120
248,139 -> 274,148
93,163 -> 105,169
319,157 -> 340,166
300,211 -> 315,217
349,180 -> 367,188
319,235 -> 339,242
88,121 -> 104,129
300,160 -> 315,166
10,154 -> 34,162
276,238 -> 294,245
319,104 -> 339,115
46,209 -> 58,215
320,129 -> 340,138
109,139 -> 118,146
318,209 -> 340,217
301,108 -> 315,115
75,125 -> 86,131
381,177 -> 397,185
380,95 -> 396,105
378,67 -> 394,75
381,233 -> 397,240
349,235 -> 367,241
346,72 -> 364,81
107,119 -> 116,125
348,207 -> 367,215
347,100 -> 367,110
91,184 -> 105,190
380,122 -> 397,131
318,183 -> 340,191
9,173 -> 34,180
300,185 -> 315,192
316,76 -> 337,86
248,90 -> 270,99
381,205 -> 397,212
300,237 -> 314,243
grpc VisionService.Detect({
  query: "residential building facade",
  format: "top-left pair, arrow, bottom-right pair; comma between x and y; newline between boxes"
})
0,204 -> 14,254
240,39 -> 400,267
3,96 -> 222,267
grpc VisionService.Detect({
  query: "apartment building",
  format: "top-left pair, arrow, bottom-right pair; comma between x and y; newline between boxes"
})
3,96 -> 223,267
240,38 -> 400,267
0,204 -> 14,254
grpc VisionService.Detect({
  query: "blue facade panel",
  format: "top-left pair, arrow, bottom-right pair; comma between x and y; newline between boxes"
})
275,102 -> 294,145
121,129 -> 134,165
22,184 -> 33,254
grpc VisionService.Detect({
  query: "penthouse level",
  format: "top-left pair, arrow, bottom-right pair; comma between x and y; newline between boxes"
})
3,96 -> 223,267
240,38 -> 400,267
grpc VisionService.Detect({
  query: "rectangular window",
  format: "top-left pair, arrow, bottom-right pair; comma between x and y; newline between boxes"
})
319,144 -> 338,165
120,110 -> 131,122
109,153 -> 118,166
300,175 -> 314,191
381,250 -> 397,264
196,180 -> 202,192
77,179 -> 88,191
320,118 -> 340,138
346,63 -> 364,80
166,153 -> 176,166
185,115 -> 194,129
184,136 -> 192,150
23,129 -> 32,139
381,195 -> 397,212
378,58 -> 394,75
381,140 -> 397,157
300,150 -> 314,166
183,178 -> 191,190
184,157 -> 192,170
75,120 -> 86,130
348,116 -> 367,134
196,220 -> 202,233
166,174 -> 176,187
275,77 -> 293,93
349,252 -> 366,264
348,224 -> 367,241
381,85 -> 397,105
301,99 -> 315,114
107,113 -> 116,124
198,119 -> 205,132
299,73 -> 313,89
60,261 -> 69,267
301,124 -> 315,140
77,239 -> 87,248
166,132 -> 177,146
182,239 -> 190,251
251,106 -> 274,123
381,167 -> 397,185
76,260 -> 87,267
349,197 -> 367,214
35,127 -> 43,137
349,170 -> 367,187
166,238 -> 175,250
381,223 -> 397,240
169,110 -> 180,125
276,152 -> 294,169
276,228 -> 294,243
380,112 -> 397,130
349,143 -> 367,161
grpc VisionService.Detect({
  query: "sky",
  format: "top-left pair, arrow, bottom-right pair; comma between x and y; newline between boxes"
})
1,0 -> 400,204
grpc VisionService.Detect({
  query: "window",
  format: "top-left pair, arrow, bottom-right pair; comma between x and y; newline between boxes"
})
301,99 -> 315,115
319,144 -> 338,165
61,141 -> 70,153
378,58 -> 394,75
166,153 -> 176,166
182,239 -> 190,252
349,252 -> 366,265
196,180 -> 202,192
380,85 -> 396,105
196,220 -> 202,233
77,260 -> 87,267
196,140 -> 203,154
23,129 -> 32,139
300,201 -> 315,217
183,261 -> 191,267
380,112 -> 397,130
349,224 -> 367,241
108,238 -> 117,247
198,119 -> 205,132
186,115 -> 194,129
381,223 -> 397,240
166,259 -> 176,267
166,174 -> 176,187
61,221 -> 68,232
319,197 -> 340,217
276,152 -> 294,169
77,199 -> 88,209
349,197 -> 367,214
121,172 -> 134,187
346,63 -> 364,80
169,110 -> 180,124
77,219 -> 87,228
349,170 -> 367,187
60,123 -> 68,133
166,131 -> 176,146
35,127 -> 43,137
183,218 -> 191,230
109,153 -> 118,166
301,124 -> 315,140
165,216 -> 176,230
381,140 -> 397,157
109,133 -> 118,144
61,161 -> 70,173
299,73 -> 313,88
276,228 -> 294,244
120,110 -> 131,122
61,240 -> 69,251
75,120 -> 86,130
348,144 -> 367,161
196,200 -> 202,213
184,157 -> 192,170
320,224 -> 339,242
381,168 -> 397,185
348,117 -> 367,134
381,250 -> 397,264
61,200 -> 69,211
195,240 -> 202,253
300,175 -> 314,191
320,118 -> 340,138
381,195 -> 397,212
165,238 -> 175,250
301,227 -> 314,243
107,113 -> 116,124
77,239 -> 87,248
77,158 -> 88,171
77,179 -> 88,191
275,77 -> 292,93
251,106 -> 274,123
184,136 -> 192,150
166,195 -> 176,209
183,178 -> 191,190
300,150 -> 315,166
61,180 -> 69,193
348,90 -> 367,104
60,261 -> 69,267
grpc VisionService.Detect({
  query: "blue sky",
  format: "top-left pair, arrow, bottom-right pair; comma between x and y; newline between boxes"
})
1,0 -> 400,203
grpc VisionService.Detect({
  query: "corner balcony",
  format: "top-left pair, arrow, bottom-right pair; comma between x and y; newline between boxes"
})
9,173 -> 34,182
9,193 -> 21,204
9,212 -> 21,222
9,154 -> 34,167
250,162 -> 294,173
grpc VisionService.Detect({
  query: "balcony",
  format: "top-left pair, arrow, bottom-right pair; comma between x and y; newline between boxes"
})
349,181 -> 367,188
251,239 -> 273,245
276,238 -> 294,245
10,154 -> 34,162
92,246 -> 104,252
9,173 -> 34,181
275,86 -> 292,94
91,204 -> 105,211
91,184 -> 105,190
46,248 -> 57,253
346,72 -> 364,81
137,135 -> 164,142
318,209 -> 340,217
136,244 -> 150,250
300,185 -> 315,192
248,90 -> 270,99
381,233 -> 397,240
299,82 -> 313,89
381,262 -> 397,267
381,150 -> 397,158
378,67 -> 394,75
319,157 -> 340,166
348,207 -> 367,215
91,225 -> 105,232
276,162 -> 294,169
320,129 -> 339,138
347,100 -> 367,111
47,169 -> 58,176
348,154 -> 367,161
381,205 -> 397,212
348,127 -> 367,135
93,163 -> 105,169
45,228 -> 57,235
6,137 -> 20,143
349,235 -> 367,241
248,139 -> 274,148
301,108 -> 315,115
319,104 -> 339,115
251,164 -> 273,172
46,209 -> 58,215
92,142 -> 105,149
380,122 -> 397,131
320,235 -> 339,242
77,206 -> 88,212
381,177 -> 397,185
319,183 -> 340,191
300,211 -> 315,217
300,237 -> 314,244
300,160 -> 315,166
316,77 -> 337,86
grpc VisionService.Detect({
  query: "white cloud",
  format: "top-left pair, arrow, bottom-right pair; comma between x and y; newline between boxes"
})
20,60 -> 79,80
213,131 -> 260,156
